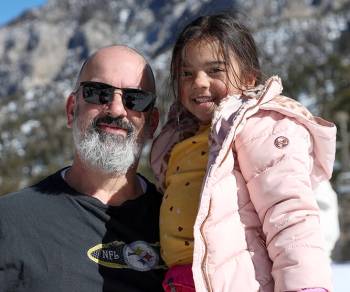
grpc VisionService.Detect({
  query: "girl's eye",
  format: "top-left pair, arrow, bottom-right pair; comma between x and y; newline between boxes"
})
180,70 -> 192,77
209,67 -> 226,74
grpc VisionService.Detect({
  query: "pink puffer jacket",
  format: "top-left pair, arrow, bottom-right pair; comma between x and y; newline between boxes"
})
151,76 -> 336,292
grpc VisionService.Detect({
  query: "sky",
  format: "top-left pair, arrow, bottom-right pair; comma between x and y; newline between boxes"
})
0,0 -> 47,26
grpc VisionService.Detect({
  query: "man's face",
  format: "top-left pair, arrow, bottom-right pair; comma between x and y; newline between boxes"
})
72,102 -> 145,175
67,48 -> 157,175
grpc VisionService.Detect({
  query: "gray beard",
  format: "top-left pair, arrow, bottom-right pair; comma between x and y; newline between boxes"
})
72,119 -> 142,176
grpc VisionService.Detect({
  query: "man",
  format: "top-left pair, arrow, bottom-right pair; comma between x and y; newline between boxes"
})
0,45 -> 165,291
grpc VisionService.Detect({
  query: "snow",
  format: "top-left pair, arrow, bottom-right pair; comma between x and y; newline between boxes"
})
332,263 -> 350,292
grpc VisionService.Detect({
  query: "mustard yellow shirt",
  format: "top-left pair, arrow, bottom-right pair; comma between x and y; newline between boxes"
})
160,125 -> 210,267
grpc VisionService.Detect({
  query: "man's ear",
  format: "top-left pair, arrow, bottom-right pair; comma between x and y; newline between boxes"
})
66,93 -> 76,129
146,107 -> 159,139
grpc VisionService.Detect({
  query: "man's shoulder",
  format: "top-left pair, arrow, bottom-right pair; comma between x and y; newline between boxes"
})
0,168 -> 66,214
0,185 -> 44,207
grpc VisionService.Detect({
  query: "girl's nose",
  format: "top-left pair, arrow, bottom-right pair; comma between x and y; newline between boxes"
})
193,71 -> 210,89
105,90 -> 127,117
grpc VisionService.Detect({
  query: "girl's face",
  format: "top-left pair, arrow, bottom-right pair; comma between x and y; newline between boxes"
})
178,39 -> 244,124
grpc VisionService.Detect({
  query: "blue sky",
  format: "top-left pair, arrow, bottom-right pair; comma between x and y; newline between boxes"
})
0,0 -> 47,26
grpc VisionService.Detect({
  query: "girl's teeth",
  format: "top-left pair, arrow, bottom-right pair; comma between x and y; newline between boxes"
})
194,97 -> 213,103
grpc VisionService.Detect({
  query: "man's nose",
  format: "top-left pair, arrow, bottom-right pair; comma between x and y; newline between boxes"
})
193,71 -> 210,89
105,90 -> 127,117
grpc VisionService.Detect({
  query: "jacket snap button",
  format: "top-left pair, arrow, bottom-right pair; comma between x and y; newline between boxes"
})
274,136 -> 289,148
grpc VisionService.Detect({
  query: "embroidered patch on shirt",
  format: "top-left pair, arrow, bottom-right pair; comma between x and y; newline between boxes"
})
87,240 -> 165,271
274,136 -> 289,148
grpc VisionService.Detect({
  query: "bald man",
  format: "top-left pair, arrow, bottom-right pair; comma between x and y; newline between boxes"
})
0,45 -> 165,291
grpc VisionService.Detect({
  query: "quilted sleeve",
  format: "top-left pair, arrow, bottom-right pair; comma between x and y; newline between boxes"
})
235,110 -> 332,292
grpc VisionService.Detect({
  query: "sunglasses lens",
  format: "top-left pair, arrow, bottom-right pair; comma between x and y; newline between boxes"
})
123,90 -> 155,112
82,83 -> 114,105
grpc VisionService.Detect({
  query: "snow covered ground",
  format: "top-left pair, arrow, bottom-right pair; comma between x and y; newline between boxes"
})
332,263 -> 349,291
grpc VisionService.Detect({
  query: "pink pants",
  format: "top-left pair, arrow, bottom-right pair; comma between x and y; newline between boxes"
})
162,265 -> 326,292
162,264 -> 195,292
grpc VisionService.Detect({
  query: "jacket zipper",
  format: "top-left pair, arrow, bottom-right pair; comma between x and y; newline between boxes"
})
199,196 -> 213,292
199,78 -> 276,291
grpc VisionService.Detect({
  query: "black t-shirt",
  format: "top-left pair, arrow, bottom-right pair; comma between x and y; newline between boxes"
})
0,169 -> 166,292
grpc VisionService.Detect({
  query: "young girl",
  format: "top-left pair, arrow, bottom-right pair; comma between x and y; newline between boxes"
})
151,13 -> 335,292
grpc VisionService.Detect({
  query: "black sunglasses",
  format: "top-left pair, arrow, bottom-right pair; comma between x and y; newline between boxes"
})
79,81 -> 156,112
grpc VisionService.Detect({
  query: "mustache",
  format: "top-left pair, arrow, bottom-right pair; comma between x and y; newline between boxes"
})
93,116 -> 134,135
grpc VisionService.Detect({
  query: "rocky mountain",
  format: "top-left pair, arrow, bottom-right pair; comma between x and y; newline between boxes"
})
0,0 -> 349,174
1,1 -> 350,258
1,0 -> 349,97
0,0 -> 349,179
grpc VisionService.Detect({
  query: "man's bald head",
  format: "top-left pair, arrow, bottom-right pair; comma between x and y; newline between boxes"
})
74,45 -> 155,94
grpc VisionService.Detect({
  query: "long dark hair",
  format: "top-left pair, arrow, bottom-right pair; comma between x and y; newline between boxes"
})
170,13 -> 261,97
